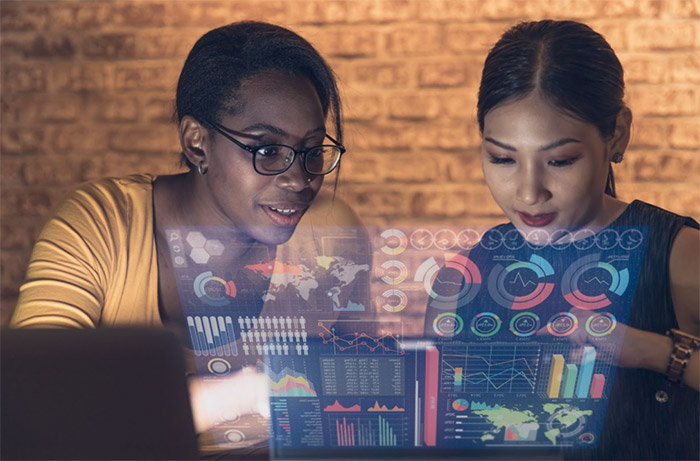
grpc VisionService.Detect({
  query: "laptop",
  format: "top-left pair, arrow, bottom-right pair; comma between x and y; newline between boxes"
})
1,328 -> 200,460
164,223 -> 647,459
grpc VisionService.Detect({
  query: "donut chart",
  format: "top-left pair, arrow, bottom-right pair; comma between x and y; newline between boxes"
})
433,312 -> 464,337
562,254 -> 629,310
415,254 -> 482,310
378,229 -> 408,255
546,312 -> 579,337
194,271 -> 236,306
470,312 -> 502,338
488,254 -> 555,310
377,289 -> 408,313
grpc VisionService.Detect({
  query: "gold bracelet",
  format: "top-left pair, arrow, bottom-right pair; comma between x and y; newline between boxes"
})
665,329 -> 700,384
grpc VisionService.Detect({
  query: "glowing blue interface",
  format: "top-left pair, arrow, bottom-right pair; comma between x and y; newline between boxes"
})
167,224 -> 646,454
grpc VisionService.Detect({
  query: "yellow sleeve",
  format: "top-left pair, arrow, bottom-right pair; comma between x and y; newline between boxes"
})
10,176 -> 155,328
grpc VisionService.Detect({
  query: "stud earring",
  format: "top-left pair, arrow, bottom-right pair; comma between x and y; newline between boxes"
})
306,177 -> 312,183
611,152 -> 624,163
197,163 -> 208,175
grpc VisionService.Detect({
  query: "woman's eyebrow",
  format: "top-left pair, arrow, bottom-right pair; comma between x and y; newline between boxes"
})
240,124 -> 326,138
484,137 -> 582,152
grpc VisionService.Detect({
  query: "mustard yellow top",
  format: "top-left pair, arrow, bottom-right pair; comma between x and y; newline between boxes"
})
11,174 -> 365,328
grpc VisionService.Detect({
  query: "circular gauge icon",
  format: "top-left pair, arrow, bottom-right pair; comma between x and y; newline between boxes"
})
487,254 -> 555,310
573,229 -> 596,250
503,228 -> 526,250
561,254 -> 629,310
550,229 -> 573,250
375,260 -> 408,284
480,229 -> 503,251
585,312 -> 617,337
546,409 -> 587,440
619,229 -> 643,251
434,229 -> 458,250
433,312 -> 464,337
194,271 -> 236,306
470,312 -> 502,337
457,229 -> 481,250
509,312 -> 541,337
378,229 -> 408,255
208,358 -> 232,376
415,254 -> 482,310
452,399 -> 469,412
410,228 -> 434,250
526,229 -> 550,249
546,312 -> 579,337
377,289 -> 408,313
596,229 -> 619,250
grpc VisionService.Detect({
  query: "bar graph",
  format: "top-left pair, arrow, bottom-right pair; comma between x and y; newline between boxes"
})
331,415 -> 403,447
187,315 -> 238,357
540,345 -> 613,399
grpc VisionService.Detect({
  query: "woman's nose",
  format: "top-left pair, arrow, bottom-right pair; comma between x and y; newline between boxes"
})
516,166 -> 550,206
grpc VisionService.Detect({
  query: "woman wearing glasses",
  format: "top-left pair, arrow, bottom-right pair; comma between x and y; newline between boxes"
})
12,21 -> 351,329
473,20 -> 698,460
10,22 -> 361,449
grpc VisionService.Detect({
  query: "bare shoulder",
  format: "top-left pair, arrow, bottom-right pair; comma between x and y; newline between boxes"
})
669,225 -> 700,331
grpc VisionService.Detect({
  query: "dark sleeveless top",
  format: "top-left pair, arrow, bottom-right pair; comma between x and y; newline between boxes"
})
423,200 -> 699,459
565,200 -> 699,460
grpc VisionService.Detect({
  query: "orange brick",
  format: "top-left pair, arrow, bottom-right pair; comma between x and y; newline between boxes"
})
480,0 -> 564,20
110,2 -> 167,27
1,94 -> 82,124
1,127 -> 49,155
83,33 -> 136,59
50,63 -> 114,92
107,125 -> 179,153
22,157 -> 86,187
0,156 -> 25,187
113,63 -> 180,91
669,52 -> 700,83
349,122 -> 415,151
445,23 -> 509,54
630,118 -> 666,148
144,95 -> 177,123
0,189 -> 53,217
414,121 -> 481,151
164,1 -> 232,27
599,0 -> 663,17
0,3 -> 49,31
620,53 -> 666,84
388,94 -> 442,120
304,27 -> 380,58
1,65 -> 48,92
416,0 -> 480,21
628,150 -> 699,182
629,20 -> 700,51
347,61 -> 414,88
296,0 -> 415,24
343,93 -> 383,122
665,0 -> 700,18
1,251 -> 31,295
668,119 -> 700,149
22,34 -> 76,59
417,58 -> 481,88
85,95 -> 140,122
0,219 -> 44,251
135,30 -> 204,59
50,125 -> 111,152
49,2 -> 112,29
628,85 -> 700,116
440,91 -> 478,120
383,25 -> 443,56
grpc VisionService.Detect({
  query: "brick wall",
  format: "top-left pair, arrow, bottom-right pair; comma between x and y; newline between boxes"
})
2,0 -> 699,324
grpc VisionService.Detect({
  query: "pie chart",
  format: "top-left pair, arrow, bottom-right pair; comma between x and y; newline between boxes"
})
452,399 -> 469,412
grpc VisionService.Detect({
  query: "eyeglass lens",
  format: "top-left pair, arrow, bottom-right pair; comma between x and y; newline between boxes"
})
255,146 -> 341,175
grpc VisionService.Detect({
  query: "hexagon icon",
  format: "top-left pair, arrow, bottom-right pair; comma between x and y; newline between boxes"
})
190,247 -> 211,264
186,231 -> 207,248
205,239 -> 225,256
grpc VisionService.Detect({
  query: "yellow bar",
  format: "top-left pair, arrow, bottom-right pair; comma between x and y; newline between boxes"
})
547,354 -> 565,398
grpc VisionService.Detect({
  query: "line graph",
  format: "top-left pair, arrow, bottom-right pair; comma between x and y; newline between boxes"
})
317,321 -> 405,355
440,344 -> 541,393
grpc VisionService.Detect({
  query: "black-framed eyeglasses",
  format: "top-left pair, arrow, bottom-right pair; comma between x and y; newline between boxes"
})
205,120 -> 345,176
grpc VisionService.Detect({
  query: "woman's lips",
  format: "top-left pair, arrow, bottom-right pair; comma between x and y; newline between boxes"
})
261,204 -> 308,227
518,212 -> 557,227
